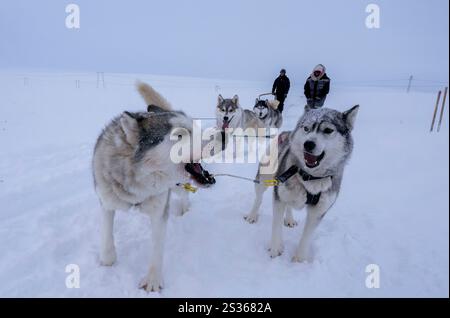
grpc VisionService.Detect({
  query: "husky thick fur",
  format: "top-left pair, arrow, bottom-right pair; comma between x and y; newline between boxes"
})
92,82 -> 221,292
245,105 -> 359,262
216,94 -> 266,131
253,99 -> 283,129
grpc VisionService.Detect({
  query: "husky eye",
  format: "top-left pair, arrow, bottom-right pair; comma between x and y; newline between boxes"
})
323,128 -> 334,134
303,126 -> 310,132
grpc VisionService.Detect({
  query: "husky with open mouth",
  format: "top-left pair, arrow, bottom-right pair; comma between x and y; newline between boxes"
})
93,82 -> 221,292
216,94 -> 266,132
245,104 -> 359,262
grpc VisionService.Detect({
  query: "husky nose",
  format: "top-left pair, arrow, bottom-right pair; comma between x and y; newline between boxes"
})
223,116 -> 229,121
304,141 -> 316,152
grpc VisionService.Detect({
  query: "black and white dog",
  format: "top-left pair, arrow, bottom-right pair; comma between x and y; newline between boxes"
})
253,99 -> 283,129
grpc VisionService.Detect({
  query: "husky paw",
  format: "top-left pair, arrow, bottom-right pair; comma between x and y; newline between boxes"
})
268,244 -> 284,258
291,254 -> 308,263
100,248 -> 116,266
139,273 -> 164,293
284,218 -> 298,228
244,214 -> 258,224
291,250 -> 309,263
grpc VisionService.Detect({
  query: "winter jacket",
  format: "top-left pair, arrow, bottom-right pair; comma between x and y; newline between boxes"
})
272,75 -> 291,96
304,73 -> 330,100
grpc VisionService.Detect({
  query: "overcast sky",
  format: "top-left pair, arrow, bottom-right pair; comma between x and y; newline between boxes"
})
0,0 -> 448,82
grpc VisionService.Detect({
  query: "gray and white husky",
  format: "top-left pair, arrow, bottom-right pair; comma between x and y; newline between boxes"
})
245,105 -> 359,262
216,94 -> 265,131
93,82 -> 219,292
253,99 -> 283,129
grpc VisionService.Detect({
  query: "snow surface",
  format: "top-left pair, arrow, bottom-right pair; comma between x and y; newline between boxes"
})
0,72 -> 448,297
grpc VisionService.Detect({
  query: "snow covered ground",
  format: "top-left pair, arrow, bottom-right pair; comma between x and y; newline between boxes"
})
0,71 -> 448,297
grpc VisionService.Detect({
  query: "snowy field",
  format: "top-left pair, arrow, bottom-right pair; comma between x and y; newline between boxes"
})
0,71 -> 448,297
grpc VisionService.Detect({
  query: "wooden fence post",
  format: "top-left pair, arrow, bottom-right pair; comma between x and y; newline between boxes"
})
407,75 -> 413,93
437,87 -> 448,132
430,90 -> 442,132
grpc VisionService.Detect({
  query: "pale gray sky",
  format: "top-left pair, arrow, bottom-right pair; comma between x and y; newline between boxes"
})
0,0 -> 448,82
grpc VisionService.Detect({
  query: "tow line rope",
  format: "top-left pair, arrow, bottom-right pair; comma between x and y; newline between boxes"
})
213,173 -> 261,184
176,173 -> 270,193
178,166 -> 333,193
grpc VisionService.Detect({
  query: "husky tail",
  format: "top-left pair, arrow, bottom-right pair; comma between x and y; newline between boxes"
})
136,81 -> 172,111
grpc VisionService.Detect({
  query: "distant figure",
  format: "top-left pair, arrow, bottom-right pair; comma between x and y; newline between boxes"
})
304,64 -> 330,108
272,69 -> 290,113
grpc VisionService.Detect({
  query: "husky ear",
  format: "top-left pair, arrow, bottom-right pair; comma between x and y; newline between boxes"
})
343,105 -> 360,131
217,94 -> 224,105
232,95 -> 239,105
120,111 -> 140,144
304,105 -> 312,112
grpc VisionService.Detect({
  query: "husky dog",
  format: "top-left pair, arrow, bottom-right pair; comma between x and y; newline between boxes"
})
93,82 -> 219,292
245,105 -> 359,262
216,95 -> 264,131
253,99 -> 283,129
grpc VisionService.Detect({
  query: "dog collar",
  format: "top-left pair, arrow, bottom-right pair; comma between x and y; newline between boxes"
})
298,168 -> 332,182
275,165 -> 332,183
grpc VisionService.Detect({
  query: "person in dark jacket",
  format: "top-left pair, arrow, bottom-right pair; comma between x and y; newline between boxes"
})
304,64 -> 330,108
272,69 -> 290,113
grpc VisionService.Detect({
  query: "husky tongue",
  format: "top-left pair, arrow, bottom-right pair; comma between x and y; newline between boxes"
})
304,152 -> 319,166
222,120 -> 229,130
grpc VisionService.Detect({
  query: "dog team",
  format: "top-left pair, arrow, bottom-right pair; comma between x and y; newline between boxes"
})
92,65 -> 358,292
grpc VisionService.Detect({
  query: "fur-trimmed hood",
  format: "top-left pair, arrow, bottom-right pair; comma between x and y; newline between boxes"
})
310,64 -> 326,81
